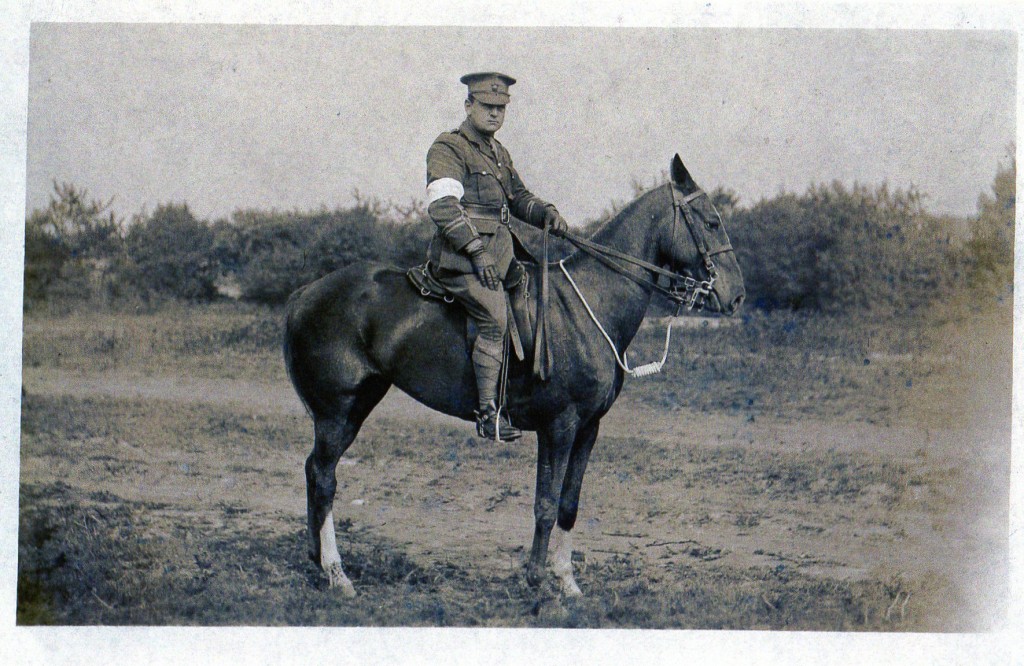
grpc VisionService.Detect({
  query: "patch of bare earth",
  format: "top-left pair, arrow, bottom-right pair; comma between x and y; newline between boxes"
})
17,305 -> 1009,629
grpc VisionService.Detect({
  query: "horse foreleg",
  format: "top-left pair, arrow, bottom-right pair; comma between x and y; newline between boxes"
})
548,525 -> 581,597
551,418 -> 600,597
527,421 -> 576,588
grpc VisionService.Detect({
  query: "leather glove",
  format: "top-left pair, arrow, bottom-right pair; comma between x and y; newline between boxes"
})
466,239 -> 501,291
544,207 -> 569,237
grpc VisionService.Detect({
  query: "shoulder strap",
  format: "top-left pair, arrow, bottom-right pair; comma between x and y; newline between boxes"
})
434,130 -> 472,152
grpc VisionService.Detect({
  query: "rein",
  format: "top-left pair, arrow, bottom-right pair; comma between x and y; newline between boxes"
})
545,186 -> 725,379
531,185 -> 728,381
560,187 -> 724,312
559,259 -> 678,378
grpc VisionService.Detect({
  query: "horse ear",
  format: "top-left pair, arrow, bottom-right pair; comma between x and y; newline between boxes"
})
671,154 -> 696,191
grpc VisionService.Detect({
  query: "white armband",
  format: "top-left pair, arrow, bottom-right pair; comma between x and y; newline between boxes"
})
426,178 -> 465,204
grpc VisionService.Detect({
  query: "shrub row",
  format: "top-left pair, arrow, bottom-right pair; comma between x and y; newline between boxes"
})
23,158 -> 1013,312
727,182 -> 964,314
23,188 -> 433,307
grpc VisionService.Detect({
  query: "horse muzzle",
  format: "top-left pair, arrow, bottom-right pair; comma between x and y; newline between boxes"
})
723,292 -> 745,315
688,279 -> 744,316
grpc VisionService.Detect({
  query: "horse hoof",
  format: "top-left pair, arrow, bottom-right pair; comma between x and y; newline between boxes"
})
559,578 -> 583,598
326,562 -> 356,597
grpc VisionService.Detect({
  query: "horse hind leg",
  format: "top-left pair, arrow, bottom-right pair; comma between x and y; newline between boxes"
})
306,416 -> 358,596
305,378 -> 389,596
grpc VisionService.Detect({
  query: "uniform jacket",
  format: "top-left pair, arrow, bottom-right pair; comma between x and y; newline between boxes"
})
426,119 -> 554,277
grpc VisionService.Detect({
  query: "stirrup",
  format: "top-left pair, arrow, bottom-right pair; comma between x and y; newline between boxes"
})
475,401 -> 522,442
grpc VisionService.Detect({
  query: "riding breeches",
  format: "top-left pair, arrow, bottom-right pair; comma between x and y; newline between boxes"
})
435,272 -> 508,353
434,272 -> 508,407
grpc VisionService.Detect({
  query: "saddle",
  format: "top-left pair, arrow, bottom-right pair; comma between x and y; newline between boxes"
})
407,261 -> 535,363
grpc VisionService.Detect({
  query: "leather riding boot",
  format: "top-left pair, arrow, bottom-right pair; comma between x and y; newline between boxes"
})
472,342 -> 520,442
476,400 -> 522,442
473,342 -> 502,403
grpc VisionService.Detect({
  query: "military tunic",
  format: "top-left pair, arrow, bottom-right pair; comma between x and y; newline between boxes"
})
426,118 -> 554,278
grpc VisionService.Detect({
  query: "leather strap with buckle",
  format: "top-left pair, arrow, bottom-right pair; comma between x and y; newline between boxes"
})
463,203 -> 511,226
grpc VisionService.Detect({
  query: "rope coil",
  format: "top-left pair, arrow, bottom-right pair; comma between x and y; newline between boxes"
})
559,260 -> 677,378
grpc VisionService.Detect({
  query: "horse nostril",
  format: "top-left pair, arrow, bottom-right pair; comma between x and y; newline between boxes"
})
731,294 -> 745,312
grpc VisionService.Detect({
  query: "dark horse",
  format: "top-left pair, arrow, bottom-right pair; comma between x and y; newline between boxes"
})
283,156 -> 745,596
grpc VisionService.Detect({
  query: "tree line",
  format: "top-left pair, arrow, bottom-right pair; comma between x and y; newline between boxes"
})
23,188 -> 433,309
23,159 -> 1014,314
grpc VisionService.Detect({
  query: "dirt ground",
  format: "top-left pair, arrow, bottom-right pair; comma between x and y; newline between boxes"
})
16,304 -> 1011,630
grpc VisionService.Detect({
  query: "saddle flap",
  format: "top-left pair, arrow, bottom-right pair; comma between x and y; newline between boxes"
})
407,262 -> 533,363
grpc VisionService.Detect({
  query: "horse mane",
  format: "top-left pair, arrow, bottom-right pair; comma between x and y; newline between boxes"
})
510,182 -> 667,267
551,182 -> 667,269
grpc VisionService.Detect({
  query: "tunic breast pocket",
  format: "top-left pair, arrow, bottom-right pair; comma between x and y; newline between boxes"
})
466,170 -> 505,205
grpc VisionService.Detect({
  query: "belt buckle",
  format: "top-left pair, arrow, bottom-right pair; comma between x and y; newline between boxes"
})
500,204 -> 509,226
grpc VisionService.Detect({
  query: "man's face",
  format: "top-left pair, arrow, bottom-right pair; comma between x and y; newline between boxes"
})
465,97 -> 506,136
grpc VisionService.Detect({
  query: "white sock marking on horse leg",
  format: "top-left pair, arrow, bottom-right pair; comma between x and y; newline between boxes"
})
550,526 -> 582,596
319,510 -> 355,596
319,510 -> 341,567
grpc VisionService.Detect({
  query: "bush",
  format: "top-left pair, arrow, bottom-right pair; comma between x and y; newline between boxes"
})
23,188 -> 438,308
23,211 -> 70,306
230,201 -> 435,304
23,183 -> 126,309
229,207 -> 384,304
728,182 -> 959,314
228,209 -> 314,303
26,165 -> 1004,315
125,204 -> 217,301
967,153 -> 1014,293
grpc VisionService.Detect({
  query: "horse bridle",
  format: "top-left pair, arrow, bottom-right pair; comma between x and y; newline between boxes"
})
561,184 -> 732,312
668,185 -> 736,311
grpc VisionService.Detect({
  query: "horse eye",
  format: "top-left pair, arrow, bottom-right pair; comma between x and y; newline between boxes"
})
704,205 -> 723,228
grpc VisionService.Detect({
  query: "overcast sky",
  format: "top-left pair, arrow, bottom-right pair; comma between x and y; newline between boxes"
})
25,24 -> 1015,226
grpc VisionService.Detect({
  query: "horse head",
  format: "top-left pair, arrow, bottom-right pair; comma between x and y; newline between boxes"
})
659,155 -> 745,316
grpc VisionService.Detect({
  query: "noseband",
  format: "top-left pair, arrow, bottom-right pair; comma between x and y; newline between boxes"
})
562,184 -> 730,312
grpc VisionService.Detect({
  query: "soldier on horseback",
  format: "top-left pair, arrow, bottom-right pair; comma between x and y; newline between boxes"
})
425,72 -> 568,442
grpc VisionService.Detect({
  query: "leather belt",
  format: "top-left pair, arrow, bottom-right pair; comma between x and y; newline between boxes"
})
463,203 -> 510,225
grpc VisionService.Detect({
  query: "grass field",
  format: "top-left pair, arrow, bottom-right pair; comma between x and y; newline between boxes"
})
16,294 -> 1011,629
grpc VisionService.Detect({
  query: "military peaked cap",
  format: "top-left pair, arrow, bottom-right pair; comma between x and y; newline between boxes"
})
460,71 -> 516,105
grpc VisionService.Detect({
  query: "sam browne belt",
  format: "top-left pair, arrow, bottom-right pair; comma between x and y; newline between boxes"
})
462,203 -> 511,226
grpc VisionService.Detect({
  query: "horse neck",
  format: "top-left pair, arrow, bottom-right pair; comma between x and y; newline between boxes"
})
560,187 -> 667,349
